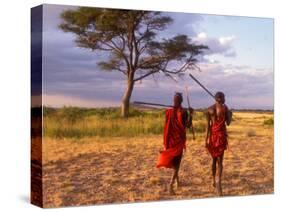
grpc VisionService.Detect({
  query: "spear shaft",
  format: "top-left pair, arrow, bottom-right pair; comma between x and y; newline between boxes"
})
185,85 -> 195,140
189,73 -> 215,99
133,101 -> 173,108
133,101 -> 188,109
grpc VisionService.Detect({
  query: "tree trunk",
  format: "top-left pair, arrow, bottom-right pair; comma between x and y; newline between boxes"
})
121,80 -> 134,118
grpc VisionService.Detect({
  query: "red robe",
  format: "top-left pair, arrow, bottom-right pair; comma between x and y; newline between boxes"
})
208,106 -> 228,158
156,107 -> 186,168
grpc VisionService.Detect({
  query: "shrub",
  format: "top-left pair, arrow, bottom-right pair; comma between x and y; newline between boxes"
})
246,129 -> 256,137
263,117 -> 274,126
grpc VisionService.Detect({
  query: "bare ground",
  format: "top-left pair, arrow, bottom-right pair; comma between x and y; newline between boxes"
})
41,112 -> 273,208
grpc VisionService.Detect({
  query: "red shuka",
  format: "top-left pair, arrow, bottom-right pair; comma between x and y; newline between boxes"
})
208,106 -> 228,158
156,107 -> 186,168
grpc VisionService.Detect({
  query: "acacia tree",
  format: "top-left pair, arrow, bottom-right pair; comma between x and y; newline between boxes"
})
59,7 -> 208,117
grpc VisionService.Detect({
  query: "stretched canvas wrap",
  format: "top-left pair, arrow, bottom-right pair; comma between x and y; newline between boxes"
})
31,4 -> 274,208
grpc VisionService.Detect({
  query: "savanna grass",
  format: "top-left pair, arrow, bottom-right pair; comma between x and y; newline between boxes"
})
43,106 -> 206,138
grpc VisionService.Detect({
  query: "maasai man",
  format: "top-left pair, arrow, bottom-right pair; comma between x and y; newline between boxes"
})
156,92 -> 193,194
205,91 -> 232,196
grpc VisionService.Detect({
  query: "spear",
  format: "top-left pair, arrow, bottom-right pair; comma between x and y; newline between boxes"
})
189,73 -> 233,123
185,85 -> 196,140
133,101 -> 188,109
133,101 -> 173,108
189,73 -> 215,99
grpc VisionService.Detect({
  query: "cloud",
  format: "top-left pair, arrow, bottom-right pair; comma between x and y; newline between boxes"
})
193,32 -> 237,57
41,5 -> 206,106
42,94 -> 120,108
219,35 -> 235,45
188,62 -> 273,109
161,12 -> 204,38
39,5 -> 273,110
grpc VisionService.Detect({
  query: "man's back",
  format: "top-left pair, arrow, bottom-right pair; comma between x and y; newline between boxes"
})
208,103 -> 227,126
164,107 -> 186,149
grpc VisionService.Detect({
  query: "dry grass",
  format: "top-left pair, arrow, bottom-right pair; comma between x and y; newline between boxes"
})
41,111 -> 274,208
43,107 -> 165,138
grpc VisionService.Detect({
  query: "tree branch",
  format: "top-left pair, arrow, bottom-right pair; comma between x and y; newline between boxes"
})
133,69 -> 159,82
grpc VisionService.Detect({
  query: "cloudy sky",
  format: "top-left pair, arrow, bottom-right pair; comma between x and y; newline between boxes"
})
40,4 -> 274,109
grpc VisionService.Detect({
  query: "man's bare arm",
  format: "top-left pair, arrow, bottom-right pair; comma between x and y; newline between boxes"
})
225,105 -> 232,126
205,110 -> 211,148
184,108 -> 193,129
181,109 -> 188,128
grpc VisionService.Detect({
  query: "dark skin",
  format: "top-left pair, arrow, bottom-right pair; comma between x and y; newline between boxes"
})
205,94 -> 230,196
169,95 -> 193,195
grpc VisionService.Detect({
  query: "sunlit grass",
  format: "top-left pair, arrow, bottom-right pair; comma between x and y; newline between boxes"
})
43,106 -> 207,138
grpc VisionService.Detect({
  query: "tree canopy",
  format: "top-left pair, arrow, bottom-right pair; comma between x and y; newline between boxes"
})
59,7 -> 208,117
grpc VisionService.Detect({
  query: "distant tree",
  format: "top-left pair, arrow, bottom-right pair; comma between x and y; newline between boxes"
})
59,7 -> 208,117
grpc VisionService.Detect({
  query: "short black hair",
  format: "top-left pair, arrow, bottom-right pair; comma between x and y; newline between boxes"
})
215,91 -> 225,100
174,92 -> 183,103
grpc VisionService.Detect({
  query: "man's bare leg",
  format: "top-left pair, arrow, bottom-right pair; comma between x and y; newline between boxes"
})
217,153 -> 224,196
212,157 -> 217,188
175,155 -> 182,188
175,164 -> 181,189
169,155 -> 182,194
176,174 -> 180,188
169,167 -> 178,195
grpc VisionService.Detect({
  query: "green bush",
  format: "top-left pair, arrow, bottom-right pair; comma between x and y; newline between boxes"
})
263,117 -> 274,126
